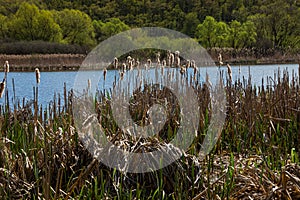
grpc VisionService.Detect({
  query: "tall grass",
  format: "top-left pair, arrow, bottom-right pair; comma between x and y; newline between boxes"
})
0,63 -> 300,199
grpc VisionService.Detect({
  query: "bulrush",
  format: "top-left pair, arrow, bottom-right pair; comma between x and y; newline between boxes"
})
227,63 -> 232,81
192,60 -> 198,79
4,61 -> 9,73
0,81 -> 5,98
122,63 -> 127,72
186,59 -> 191,68
205,71 -> 212,87
180,66 -> 186,75
136,59 -> 140,69
103,68 -> 107,80
114,57 -> 118,69
218,53 -> 223,66
128,60 -> 133,70
162,59 -> 166,67
88,79 -> 91,89
156,52 -> 161,66
147,59 -> 152,69
35,68 -> 40,84
168,51 -> 174,67
119,71 -> 124,80
175,50 -> 180,67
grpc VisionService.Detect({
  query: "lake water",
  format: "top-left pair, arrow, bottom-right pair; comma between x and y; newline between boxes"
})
0,63 -> 299,107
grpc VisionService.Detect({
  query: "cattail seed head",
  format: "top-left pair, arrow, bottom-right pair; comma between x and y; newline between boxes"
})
35,68 -> 40,84
218,53 -> 223,65
180,66 -> 186,75
88,79 -> 91,89
147,59 -> 152,68
122,63 -> 126,72
4,61 -> 9,73
114,57 -> 118,69
0,81 -> 5,98
103,68 -> 107,80
227,63 -> 232,80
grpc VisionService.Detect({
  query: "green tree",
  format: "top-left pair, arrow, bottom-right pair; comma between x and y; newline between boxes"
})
215,21 -> 230,47
36,10 -> 62,42
228,20 -> 241,48
54,9 -> 95,46
181,12 -> 200,37
93,18 -> 130,42
8,2 -> 62,42
238,20 -> 256,48
196,16 -> 217,49
0,14 -> 8,38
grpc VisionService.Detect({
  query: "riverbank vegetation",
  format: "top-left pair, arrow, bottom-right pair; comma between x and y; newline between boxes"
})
0,0 -> 299,55
0,60 -> 300,198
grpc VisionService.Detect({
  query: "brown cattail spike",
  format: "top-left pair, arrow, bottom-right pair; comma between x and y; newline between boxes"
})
103,68 -> 107,80
88,79 -> 91,89
4,61 -> 9,73
114,57 -> 118,69
175,51 -> 180,67
227,63 -> 232,81
35,68 -> 40,84
0,81 -> 5,98
218,53 -> 223,65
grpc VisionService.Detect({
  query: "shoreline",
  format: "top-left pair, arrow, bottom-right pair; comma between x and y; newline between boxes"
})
0,53 -> 299,72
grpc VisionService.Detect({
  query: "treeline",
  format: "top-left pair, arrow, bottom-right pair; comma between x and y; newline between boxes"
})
0,0 -> 299,54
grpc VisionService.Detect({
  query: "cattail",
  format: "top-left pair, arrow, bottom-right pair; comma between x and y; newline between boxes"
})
191,60 -> 196,68
180,66 -> 186,75
156,52 -> 161,66
4,61 -> 9,73
147,59 -> 152,69
205,72 -> 212,87
103,68 -> 107,80
35,68 -> 40,84
193,66 -> 198,79
122,63 -> 126,72
136,59 -> 140,69
186,60 -> 191,68
227,63 -> 232,81
0,81 -> 5,98
88,79 -> 91,89
114,57 -> 118,69
175,51 -> 180,67
162,59 -> 166,67
120,71 -> 124,80
170,53 -> 174,66
218,53 -> 223,65
127,56 -> 132,63
128,60 -> 133,70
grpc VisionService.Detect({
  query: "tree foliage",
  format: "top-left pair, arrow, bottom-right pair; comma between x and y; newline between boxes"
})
0,0 -> 298,51
53,9 -> 95,46
93,18 -> 130,42
8,2 -> 62,42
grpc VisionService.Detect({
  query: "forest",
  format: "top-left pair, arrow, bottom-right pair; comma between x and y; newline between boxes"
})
0,0 -> 299,54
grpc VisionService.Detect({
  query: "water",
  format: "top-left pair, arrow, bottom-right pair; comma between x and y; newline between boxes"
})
0,63 -> 298,107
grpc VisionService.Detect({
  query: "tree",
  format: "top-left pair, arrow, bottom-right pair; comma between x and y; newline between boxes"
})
196,16 -> 217,49
0,14 -> 8,38
181,12 -> 200,38
36,10 -> 62,42
8,2 -> 62,42
238,20 -> 256,48
93,18 -> 130,42
228,20 -> 241,48
215,21 -> 230,47
54,9 -> 95,46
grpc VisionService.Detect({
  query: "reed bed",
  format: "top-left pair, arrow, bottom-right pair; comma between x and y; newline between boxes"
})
0,61 -> 300,199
